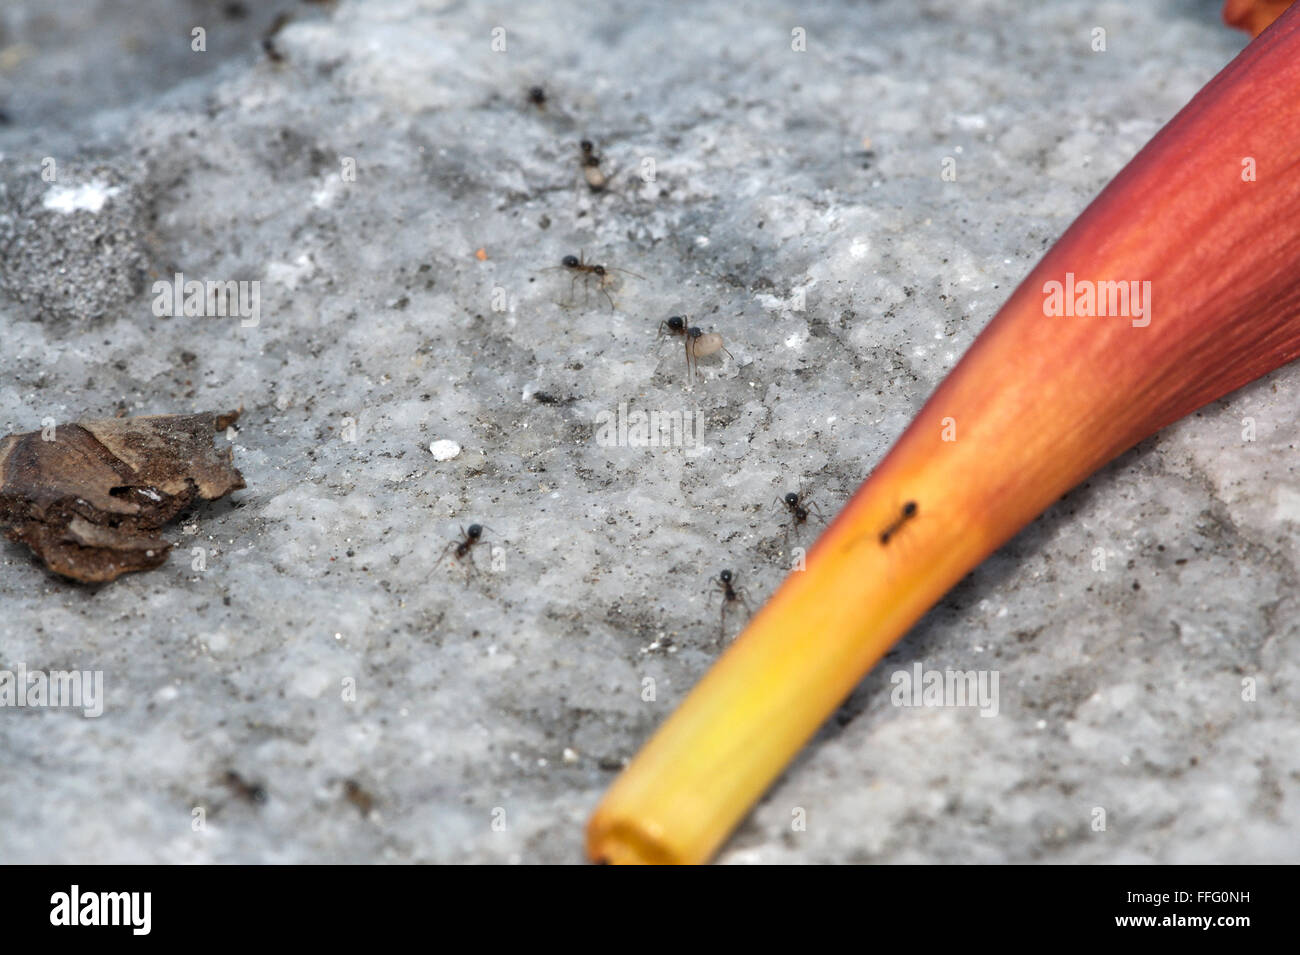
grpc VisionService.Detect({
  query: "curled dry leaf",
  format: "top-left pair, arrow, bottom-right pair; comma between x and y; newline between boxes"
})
0,410 -> 244,583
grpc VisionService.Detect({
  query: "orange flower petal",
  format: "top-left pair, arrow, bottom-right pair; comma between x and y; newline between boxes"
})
1224,0 -> 1295,36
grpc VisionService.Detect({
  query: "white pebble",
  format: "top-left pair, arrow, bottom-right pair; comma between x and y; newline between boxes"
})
428,439 -> 461,461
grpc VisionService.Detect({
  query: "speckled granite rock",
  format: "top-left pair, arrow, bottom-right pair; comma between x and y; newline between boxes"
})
1,0 -> 1294,864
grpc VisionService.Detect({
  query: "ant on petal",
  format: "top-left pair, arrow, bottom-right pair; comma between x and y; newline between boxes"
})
879,501 -> 918,545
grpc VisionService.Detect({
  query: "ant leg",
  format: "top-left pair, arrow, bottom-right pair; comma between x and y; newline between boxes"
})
433,540 -> 457,569
469,545 -> 486,578
600,286 -> 616,311
435,529 -> 467,570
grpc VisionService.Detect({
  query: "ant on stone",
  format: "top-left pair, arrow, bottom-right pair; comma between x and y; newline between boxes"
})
436,523 -> 495,579
655,316 -> 733,382
658,315 -> 687,340
879,501 -> 918,545
777,490 -> 824,537
528,86 -> 547,110
579,140 -> 608,192
686,326 -> 732,382
544,252 -> 641,310
709,569 -> 751,640
262,12 -> 292,62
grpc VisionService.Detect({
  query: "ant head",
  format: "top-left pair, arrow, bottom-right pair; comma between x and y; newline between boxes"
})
467,524 -> 483,539
561,255 -> 580,268
784,492 -> 799,506
688,326 -> 704,339
592,265 -> 606,275
580,140 -> 594,153
719,569 -> 733,583
667,315 -> 685,331
902,501 -> 918,517
529,86 -> 545,102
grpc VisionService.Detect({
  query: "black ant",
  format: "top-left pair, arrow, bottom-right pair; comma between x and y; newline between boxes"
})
777,491 -> 824,535
544,252 -> 641,310
579,140 -> 607,191
262,12 -> 292,62
658,315 -> 687,340
528,86 -> 547,109
436,523 -> 494,579
222,770 -> 267,805
879,501 -> 918,545
655,316 -> 733,382
709,569 -> 751,640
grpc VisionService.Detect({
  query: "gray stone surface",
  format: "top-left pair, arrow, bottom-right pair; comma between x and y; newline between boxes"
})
2,0 -> 1295,863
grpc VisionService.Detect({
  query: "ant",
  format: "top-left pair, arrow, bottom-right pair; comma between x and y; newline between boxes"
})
686,326 -> 733,382
222,770 -> 267,805
655,316 -> 733,382
544,252 -> 641,310
655,315 -> 686,348
579,139 -> 607,191
436,523 -> 495,579
657,315 -> 687,340
528,86 -> 547,110
879,501 -> 918,545
709,569 -> 751,640
262,12 -> 292,62
777,490 -> 824,536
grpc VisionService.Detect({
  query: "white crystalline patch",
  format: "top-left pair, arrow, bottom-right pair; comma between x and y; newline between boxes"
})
429,439 -> 461,461
849,237 -> 871,259
266,254 -> 316,288
1274,486 -> 1300,524
312,176 -> 342,208
43,181 -> 121,214
289,666 -> 333,699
